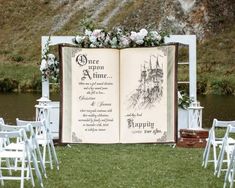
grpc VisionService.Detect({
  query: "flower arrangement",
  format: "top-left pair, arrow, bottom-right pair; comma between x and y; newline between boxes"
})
73,27 -> 166,48
40,38 -> 60,81
178,91 -> 193,109
40,27 -> 167,80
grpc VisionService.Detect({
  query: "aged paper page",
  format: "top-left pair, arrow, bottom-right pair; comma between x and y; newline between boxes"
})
62,47 -> 120,143
120,46 -> 176,143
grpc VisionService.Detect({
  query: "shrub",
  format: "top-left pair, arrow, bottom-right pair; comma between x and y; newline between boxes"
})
197,79 -> 208,94
210,78 -> 235,95
10,54 -> 24,62
0,78 -> 19,92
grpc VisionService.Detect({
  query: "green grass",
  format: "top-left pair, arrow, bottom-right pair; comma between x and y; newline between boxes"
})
2,144 -> 224,188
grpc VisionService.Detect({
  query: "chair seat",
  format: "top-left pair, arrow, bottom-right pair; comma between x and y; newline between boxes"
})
5,142 -> 25,150
0,150 -> 24,159
37,139 -> 48,145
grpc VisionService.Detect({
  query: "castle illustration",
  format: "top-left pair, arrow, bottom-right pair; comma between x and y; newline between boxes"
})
128,55 -> 163,109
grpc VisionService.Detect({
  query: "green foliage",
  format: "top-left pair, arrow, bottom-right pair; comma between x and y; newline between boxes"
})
0,78 -> 19,92
178,91 -> 193,109
0,63 -> 41,92
197,78 -> 208,94
210,78 -> 235,95
10,53 -> 24,62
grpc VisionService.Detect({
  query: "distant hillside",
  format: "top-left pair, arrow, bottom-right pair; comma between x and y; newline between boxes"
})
0,0 -> 234,94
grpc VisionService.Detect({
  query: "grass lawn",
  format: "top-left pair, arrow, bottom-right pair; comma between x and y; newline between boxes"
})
3,144 -> 224,188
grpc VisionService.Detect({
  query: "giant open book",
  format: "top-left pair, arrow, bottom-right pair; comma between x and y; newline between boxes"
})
60,45 -> 178,144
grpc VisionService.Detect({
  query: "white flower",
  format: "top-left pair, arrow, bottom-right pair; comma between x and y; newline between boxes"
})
89,35 -> 97,43
116,28 -> 123,35
139,28 -> 148,37
85,29 -> 92,36
104,34 -> 111,45
149,31 -> 162,41
54,60 -> 59,65
149,31 -> 158,40
156,34 -> 162,41
48,60 -> 54,66
47,54 -> 55,61
120,36 -> 130,47
92,29 -> 102,37
90,43 -> 96,48
75,36 -> 84,43
130,31 -> 137,41
135,39 -> 144,45
40,59 -> 48,72
130,30 -> 147,45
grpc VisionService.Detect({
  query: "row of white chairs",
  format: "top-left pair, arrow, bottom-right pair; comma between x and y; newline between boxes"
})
202,119 -> 235,188
0,117 -> 59,188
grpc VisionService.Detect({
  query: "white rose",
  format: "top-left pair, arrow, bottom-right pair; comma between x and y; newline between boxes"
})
89,35 -> 97,43
149,31 -> 158,40
135,39 -> 144,45
47,54 -> 55,61
156,34 -> 162,41
139,28 -> 148,37
48,60 -> 54,66
120,36 -> 130,47
92,29 -> 102,37
85,29 -> 92,36
75,36 -> 84,43
40,59 -> 48,72
90,43 -> 96,48
130,31 -> 137,41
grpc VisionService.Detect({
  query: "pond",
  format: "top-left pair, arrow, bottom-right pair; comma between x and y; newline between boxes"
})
0,93 -> 234,128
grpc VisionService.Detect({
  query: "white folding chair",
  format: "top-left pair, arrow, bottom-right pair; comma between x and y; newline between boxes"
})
202,119 -> 235,171
0,129 -> 43,188
215,124 -> 235,177
16,118 -> 59,170
223,144 -> 235,188
0,122 -> 47,179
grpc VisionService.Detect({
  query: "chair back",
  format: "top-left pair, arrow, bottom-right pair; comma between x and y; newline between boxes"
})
210,119 -> 235,140
0,129 -> 28,150
214,119 -> 235,128
16,118 -> 47,140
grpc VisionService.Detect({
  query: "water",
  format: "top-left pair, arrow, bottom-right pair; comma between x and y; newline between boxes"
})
198,95 -> 235,128
0,93 -> 234,128
0,93 -> 60,124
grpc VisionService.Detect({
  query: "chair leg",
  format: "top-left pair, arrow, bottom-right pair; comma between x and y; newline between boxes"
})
202,139 -> 210,167
42,145 -> 46,167
36,146 -> 47,178
47,143 -> 53,169
204,143 -> 211,168
216,145 -> 225,177
50,140 -> 59,170
28,161 -> 35,187
32,152 -> 44,188
224,155 -> 233,188
229,150 -> 235,188
0,159 -> 4,186
213,144 -> 218,171
20,158 -> 25,188
5,158 -> 12,175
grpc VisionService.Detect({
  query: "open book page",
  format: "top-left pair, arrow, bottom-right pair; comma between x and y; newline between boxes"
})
120,46 -> 176,143
62,47 -> 120,143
